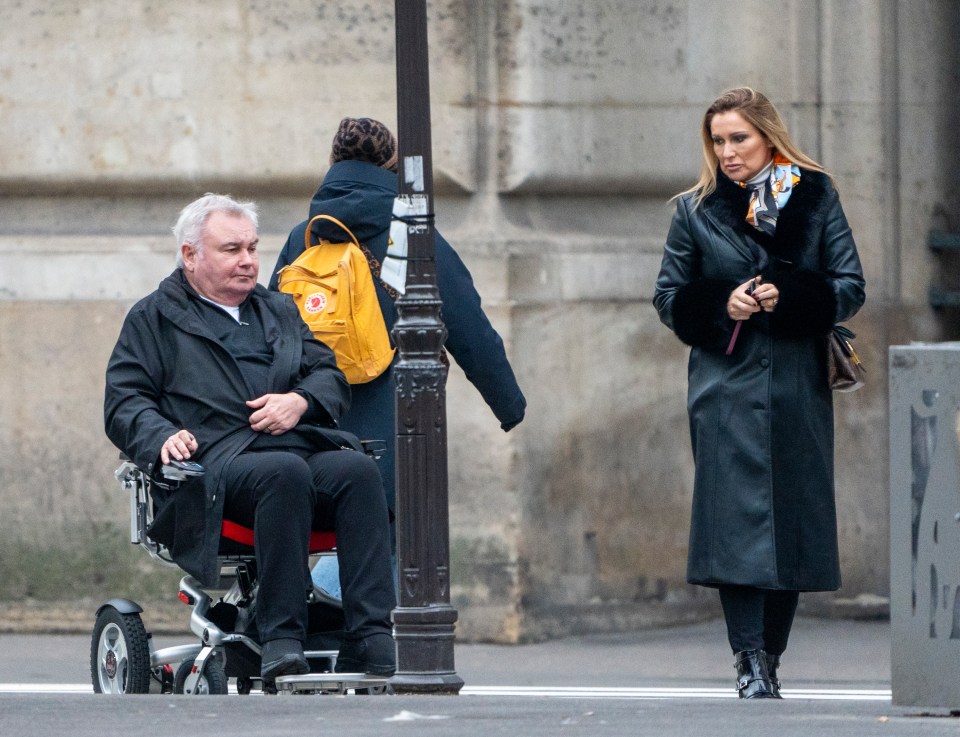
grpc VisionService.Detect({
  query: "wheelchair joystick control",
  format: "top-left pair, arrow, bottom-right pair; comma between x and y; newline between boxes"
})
161,459 -> 206,482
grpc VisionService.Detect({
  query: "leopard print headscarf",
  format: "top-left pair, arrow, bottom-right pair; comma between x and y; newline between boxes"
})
329,117 -> 399,172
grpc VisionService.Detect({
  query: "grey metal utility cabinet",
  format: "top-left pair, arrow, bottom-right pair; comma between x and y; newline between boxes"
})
890,343 -> 960,707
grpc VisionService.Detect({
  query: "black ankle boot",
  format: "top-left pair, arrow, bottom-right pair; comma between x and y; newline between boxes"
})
734,649 -> 776,699
765,653 -> 783,698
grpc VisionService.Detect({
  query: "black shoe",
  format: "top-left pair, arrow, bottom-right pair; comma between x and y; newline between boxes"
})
335,633 -> 396,677
765,652 -> 783,699
734,649 -> 777,699
261,638 -> 310,680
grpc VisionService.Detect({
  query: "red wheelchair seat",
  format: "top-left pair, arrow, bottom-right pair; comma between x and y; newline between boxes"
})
220,519 -> 336,554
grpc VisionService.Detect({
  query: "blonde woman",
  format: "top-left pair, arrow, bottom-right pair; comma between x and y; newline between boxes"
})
654,88 -> 865,698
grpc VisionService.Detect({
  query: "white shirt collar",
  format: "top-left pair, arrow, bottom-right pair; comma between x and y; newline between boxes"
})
197,294 -> 242,323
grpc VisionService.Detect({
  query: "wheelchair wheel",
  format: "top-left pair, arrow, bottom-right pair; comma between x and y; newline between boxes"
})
355,684 -> 390,695
90,607 -> 152,694
174,659 -> 229,695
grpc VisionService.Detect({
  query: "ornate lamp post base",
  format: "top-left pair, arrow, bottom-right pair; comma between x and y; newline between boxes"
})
391,606 -> 464,693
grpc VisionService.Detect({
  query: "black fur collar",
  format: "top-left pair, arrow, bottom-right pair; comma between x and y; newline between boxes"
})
702,167 -> 834,262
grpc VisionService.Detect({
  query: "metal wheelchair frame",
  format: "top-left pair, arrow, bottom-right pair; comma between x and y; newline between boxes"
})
92,455 -> 387,696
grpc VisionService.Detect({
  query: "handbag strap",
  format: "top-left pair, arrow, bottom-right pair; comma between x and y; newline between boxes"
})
833,324 -> 856,341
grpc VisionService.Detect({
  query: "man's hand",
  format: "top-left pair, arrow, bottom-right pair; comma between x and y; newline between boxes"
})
161,429 -> 198,464
246,393 -> 309,435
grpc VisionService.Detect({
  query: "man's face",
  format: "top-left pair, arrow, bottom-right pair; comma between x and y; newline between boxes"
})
181,211 -> 259,306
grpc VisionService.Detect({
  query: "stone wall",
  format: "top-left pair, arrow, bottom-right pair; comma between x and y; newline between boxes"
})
1,1 -> 958,641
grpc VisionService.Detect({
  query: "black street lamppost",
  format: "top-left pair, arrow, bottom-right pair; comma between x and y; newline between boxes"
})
389,0 -> 464,694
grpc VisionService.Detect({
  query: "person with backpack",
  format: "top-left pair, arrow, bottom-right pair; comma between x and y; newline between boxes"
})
270,117 -> 527,592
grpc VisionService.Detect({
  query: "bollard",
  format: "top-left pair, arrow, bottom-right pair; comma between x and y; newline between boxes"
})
890,343 -> 960,707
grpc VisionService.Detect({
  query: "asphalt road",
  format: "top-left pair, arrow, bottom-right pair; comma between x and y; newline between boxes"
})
2,617 -> 959,736
3,693 -> 949,737
1,616 -> 888,687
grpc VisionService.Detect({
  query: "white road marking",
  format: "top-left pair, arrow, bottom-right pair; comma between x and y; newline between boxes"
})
0,683 -> 892,701
0,684 -> 92,694
461,685 -> 892,701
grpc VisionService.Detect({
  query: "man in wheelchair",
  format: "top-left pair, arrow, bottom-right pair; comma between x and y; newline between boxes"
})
103,193 -> 397,681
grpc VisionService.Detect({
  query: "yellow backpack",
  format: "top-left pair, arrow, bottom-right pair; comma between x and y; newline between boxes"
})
277,214 -> 395,384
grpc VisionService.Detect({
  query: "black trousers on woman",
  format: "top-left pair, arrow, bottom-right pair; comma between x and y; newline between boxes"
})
222,448 -> 396,646
718,585 -> 800,655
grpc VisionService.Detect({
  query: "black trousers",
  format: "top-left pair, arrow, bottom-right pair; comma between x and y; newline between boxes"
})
222,449 -> 395,645
717,585 -> 800,656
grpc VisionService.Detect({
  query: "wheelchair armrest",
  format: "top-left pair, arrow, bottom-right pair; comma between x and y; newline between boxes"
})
360,440 -> 386,460
113,456 -> 179,566
161,459 -> 205,482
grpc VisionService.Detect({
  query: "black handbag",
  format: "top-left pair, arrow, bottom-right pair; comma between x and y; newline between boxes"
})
827,325 -> 865,392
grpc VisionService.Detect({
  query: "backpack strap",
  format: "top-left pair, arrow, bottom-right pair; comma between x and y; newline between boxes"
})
358,242 -> 399,300
305,214 -> 361,250
303,213 -> 398,300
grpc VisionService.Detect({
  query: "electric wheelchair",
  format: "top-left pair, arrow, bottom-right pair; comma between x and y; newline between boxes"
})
91,442 -> 389,696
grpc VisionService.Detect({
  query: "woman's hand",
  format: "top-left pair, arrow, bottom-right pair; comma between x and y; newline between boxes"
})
728,277 -> 762,320
752,280 -> 780,312
246,392 -> 309,435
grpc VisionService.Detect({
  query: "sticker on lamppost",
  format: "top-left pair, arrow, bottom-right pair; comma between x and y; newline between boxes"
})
396,193 -> 428,218
383,197 -> 412,295
404,155 -> 425,192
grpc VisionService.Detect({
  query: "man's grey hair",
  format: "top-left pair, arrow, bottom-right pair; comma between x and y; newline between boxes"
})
173,193 -> 259,268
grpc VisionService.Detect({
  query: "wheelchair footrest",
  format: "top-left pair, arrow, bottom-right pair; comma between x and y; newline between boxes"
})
274,673 -> 390,695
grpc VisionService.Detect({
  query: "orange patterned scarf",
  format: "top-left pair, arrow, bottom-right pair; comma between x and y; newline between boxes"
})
739,153 -> 801,235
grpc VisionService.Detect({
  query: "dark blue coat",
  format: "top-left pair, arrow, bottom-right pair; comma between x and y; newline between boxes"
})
270,160 -> 526,510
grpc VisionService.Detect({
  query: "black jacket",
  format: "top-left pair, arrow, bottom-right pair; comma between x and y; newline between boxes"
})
270,160 -> 526,509
104,269 -> 356,586
654,170 -> 865,590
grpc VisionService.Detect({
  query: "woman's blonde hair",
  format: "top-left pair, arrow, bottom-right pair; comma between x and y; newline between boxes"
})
678,87 -> 832,207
